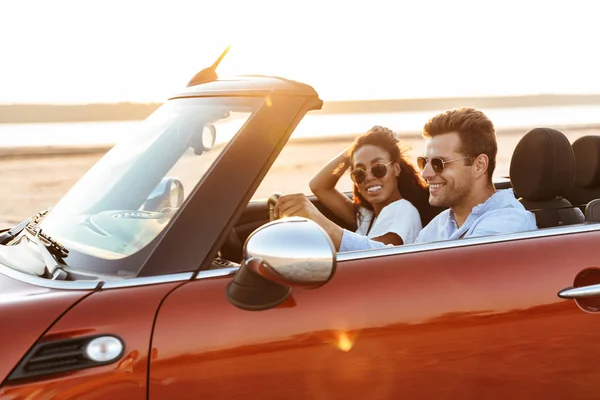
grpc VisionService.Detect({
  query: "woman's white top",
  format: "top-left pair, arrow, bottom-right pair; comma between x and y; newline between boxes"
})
355,199 -> 422,244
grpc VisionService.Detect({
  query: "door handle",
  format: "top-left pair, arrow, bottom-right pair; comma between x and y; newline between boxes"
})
558,284 -> 600,299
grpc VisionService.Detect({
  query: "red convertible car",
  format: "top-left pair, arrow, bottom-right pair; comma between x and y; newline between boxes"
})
2,57 -> 600,399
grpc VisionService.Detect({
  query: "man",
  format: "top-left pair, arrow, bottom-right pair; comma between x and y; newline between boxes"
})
275,108 -> 537,251
414,107 -> 537,240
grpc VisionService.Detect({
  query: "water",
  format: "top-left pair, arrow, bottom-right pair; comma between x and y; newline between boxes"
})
0,121 -> 138,148
294,104 -> 600,138
2,104 -> 600,148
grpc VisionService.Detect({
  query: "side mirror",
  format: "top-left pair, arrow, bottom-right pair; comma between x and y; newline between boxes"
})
226,217 -> 336,311
142,177 -> 184,212
189,123 -> 216,155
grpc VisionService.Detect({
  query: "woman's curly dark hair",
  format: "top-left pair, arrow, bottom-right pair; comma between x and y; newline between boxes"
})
347,127 -> 441,226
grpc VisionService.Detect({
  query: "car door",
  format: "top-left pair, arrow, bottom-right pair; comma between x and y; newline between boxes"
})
149,223 -> 600,399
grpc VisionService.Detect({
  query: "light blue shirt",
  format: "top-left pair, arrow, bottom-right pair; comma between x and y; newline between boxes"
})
339,189 -> 538,252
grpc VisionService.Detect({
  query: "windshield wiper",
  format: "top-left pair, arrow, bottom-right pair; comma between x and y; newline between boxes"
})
24,226 -> 69,280
21,210 -> 70,280
0,209 -> 50,245
0,217 -> 31,245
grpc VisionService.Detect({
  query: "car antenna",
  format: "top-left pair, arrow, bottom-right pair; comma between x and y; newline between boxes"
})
186,45 -> 231,87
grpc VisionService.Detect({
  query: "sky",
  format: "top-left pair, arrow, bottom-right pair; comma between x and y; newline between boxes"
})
2,0 -> 600,104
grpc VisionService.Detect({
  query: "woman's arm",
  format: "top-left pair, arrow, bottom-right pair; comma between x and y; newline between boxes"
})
370,232 -> 404,246
274,193 -> 345,250
309,149 -> 356,228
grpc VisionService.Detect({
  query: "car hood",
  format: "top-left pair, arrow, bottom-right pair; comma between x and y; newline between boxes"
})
0,267 -> 94,384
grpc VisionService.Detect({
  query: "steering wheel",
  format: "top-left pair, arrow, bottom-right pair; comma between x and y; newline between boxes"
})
268,192 -> 283,221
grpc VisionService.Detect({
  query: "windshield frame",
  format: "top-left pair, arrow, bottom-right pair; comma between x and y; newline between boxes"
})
138,93 -> 319,277
16,90 -> 322,280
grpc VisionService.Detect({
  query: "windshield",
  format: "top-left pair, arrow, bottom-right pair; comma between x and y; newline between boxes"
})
39,96 -> 263,265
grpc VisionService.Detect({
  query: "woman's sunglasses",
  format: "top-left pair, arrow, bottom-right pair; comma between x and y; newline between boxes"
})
417,156 -> 470,173
350,161 -> 394,184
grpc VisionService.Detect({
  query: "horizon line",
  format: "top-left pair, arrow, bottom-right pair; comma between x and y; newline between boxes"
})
4,92 -> 600,107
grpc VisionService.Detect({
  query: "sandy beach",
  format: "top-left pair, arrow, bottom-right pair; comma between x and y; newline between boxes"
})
0,126 -> 597,226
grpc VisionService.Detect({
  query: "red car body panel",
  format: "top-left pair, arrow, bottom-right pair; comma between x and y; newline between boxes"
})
0,273 -> 91,384
0,281 -> 183,399
149,230 -> 600,399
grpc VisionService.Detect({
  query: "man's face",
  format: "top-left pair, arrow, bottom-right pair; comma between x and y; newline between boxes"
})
420,132 -> 473,208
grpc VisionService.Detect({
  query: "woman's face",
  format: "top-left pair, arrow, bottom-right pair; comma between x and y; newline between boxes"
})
352,144 -> 400,208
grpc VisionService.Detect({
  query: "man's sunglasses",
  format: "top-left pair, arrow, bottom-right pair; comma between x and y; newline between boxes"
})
417,156 -> 470,173
350,161 -> 394,184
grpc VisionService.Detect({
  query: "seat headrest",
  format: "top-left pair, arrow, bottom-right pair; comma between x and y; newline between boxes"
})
572,135 -> 600,188
510,127 -> 574,200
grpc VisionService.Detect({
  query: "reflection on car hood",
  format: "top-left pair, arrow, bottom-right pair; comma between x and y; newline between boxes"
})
0,269 -> 93,384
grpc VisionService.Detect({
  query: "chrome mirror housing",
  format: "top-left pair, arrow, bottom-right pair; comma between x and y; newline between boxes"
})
244,217 -> 336,287
142,177 -> 184,212
226,217 -> 336,311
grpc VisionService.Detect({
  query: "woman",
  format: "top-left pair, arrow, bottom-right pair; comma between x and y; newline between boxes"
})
309,126 -> 435,246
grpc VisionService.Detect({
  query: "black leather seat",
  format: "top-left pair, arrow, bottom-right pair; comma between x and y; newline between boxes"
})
585,199 -> 600,222
510,127 -> 585,228
566,135 -> 600,208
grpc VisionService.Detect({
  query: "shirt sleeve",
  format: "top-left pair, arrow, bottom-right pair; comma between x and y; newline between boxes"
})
339,229 -> 388,252
368,200 -> 422,244
414,211 -> 447,244
414,223 -> 430,244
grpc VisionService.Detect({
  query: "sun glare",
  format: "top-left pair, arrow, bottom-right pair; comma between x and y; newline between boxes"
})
336,331 -> 356,352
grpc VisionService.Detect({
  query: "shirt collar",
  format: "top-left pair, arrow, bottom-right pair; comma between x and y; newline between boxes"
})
471,189 -> 512,216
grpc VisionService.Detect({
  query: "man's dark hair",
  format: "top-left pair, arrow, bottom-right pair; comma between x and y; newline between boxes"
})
423,108 -> 497,180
